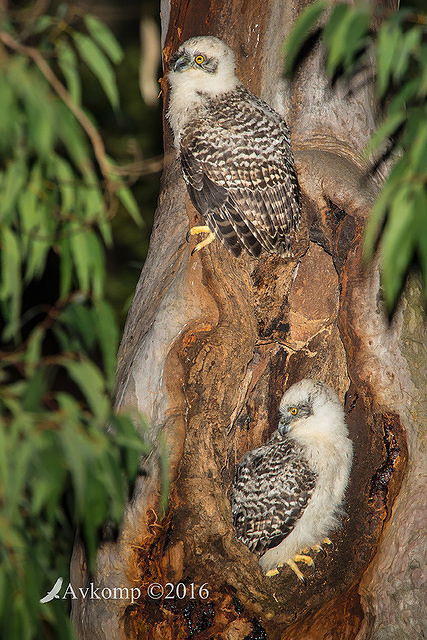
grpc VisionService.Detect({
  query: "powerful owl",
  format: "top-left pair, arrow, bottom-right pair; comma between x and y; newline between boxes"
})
231,379 -> 353,580
167,36 -> 301,258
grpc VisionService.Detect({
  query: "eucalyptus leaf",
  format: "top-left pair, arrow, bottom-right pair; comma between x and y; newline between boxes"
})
57,41 -> 81,105
408,119 -> 427,173
0,227 -> 22,340
0,157 -> 28,221
73,32 -> 120,110
117,185 -> 143,227
69,228 -> 91,292
393,27 -> 421,85
62,357 -> 110,421
381,186 -> 415,308
376,23 -> 401,98
323,3 -> 351,75
414,189 -> 427,288
84,14 -> 124,64
283,0 -> 327,74
364,111 -> 405,158
93,299 -> 119,383
30,15 -> 54,35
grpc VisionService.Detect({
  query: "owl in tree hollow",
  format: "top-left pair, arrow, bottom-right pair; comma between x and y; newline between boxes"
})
167,36 -> 301,258
231,379 -> 353,580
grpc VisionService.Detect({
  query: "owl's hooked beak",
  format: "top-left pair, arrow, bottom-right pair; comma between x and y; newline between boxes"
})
171,52 -> 191,73
278,415 -> 292,436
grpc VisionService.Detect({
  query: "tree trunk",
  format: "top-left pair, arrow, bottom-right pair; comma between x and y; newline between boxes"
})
71,0 -> 426,638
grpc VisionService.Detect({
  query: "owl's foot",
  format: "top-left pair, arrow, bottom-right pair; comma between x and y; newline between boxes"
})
288,554 -> 315,582
186,226 -> 215,255
265,554 -> 315,582
302,538 -> 334,556
315,537 -> 334,555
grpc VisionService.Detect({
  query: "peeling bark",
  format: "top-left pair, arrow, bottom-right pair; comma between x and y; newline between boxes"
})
71,0 -> 426,638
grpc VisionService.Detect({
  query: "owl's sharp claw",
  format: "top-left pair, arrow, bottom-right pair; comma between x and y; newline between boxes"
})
187,225 -> 215,254
295,553 -> 315,570
284,554 -> 315,581
323,537 -> 334,550
286,559 -> 306,583
303,538 -> 333,557
265,555 -> 314,582
311,543 -> 326,556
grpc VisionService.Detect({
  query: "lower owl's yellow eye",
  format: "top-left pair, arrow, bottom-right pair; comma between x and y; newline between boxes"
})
290,407 -> 298,416
195,55 -> 205,65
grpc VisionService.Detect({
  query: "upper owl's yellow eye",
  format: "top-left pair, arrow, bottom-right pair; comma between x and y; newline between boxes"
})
290,407 -> 298,416
195,55 -> 205,65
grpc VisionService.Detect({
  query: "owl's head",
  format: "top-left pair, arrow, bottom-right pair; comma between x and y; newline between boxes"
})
278,379 -> 346,438
168,36 -> 240,95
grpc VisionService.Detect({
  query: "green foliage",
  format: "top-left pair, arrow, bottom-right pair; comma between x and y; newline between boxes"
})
0,382 -> 149,639
0,5 -> 157,639
285,2 -> 427,310
72,32 -> 121,110
0,6 -> 143,338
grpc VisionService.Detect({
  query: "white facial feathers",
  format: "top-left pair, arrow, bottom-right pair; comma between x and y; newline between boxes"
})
167,36 -> 240,145
279,379 -> 351,445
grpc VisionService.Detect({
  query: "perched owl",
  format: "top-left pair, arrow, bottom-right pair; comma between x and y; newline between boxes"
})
167,36 -> 301,258
231,379 -> 353,580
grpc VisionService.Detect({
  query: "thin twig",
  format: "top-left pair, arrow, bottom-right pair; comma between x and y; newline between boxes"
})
113,155 -> 164,177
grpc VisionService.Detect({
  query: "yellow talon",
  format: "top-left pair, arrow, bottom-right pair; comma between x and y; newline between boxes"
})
186,225 -> 211,239
302,538 -> 334,555
286,559 -> 306,582
265,554 -> 315,582
294,553 -> 315,568
186,225 -> 215,254
305,544 -> 323,554
288,554 -> 315,582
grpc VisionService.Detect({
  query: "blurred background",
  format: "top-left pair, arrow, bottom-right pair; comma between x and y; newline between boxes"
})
83,0 -> 163,325
10,0 -> 164,331
0,3 -> 164,637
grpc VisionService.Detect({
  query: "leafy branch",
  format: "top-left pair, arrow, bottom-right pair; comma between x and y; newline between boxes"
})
0,30 -> 112,185
285,2 -> 427,310
0,9 -> 144,339
0,7 -> 156,640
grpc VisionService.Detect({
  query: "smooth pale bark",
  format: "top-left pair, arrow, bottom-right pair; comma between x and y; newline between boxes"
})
71,0 -> 425,638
